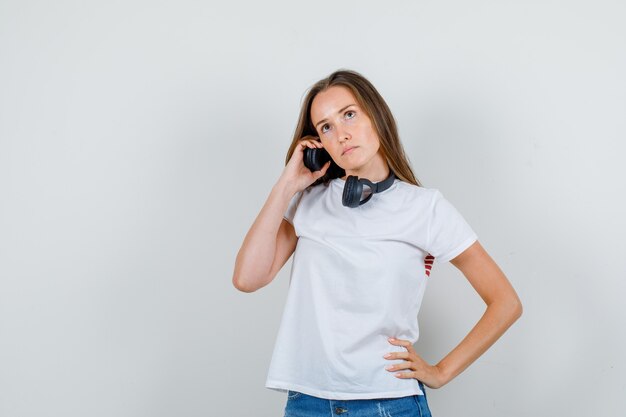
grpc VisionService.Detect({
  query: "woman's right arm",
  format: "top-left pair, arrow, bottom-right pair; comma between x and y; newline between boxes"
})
232,137 -> 331,293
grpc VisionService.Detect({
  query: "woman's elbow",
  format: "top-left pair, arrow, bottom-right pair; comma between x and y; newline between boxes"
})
233,275 -> 257,293
508,295 -> 523,322
233,278 -> 248,293
491,292 -> 523,324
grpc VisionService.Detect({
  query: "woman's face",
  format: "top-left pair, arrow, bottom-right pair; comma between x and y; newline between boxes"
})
310,86 -> 383,174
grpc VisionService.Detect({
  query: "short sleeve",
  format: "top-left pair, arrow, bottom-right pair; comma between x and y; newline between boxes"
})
283,190 -> 303,225
426,189 -> 478,264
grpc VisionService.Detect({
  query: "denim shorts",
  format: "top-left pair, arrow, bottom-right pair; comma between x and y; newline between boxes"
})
283,381 -> 432,417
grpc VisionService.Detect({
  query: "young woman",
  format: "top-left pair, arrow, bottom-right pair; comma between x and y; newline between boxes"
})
232,69 -> 522,417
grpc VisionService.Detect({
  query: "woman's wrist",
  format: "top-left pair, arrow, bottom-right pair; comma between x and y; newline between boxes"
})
433,362 -> 453,387
274,178 -> 296,197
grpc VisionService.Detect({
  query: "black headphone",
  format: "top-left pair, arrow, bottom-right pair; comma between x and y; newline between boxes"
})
303,147 -> 396,208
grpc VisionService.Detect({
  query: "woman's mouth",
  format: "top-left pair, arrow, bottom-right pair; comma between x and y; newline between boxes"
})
342,146 -> 357,155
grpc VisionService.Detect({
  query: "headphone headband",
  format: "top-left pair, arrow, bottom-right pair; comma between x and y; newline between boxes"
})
342,171 -> 396,208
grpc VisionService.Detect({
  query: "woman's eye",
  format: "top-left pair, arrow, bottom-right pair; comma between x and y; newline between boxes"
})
321,124 -> 330,133
345,111 -> 356,119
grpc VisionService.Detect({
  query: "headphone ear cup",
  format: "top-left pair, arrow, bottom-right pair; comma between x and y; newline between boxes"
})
342,176 -> 362,208
303,147 -> 331,172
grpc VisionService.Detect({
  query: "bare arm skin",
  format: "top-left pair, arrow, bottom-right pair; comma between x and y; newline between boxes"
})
232,183 -> 299,293
384,240 -> 523,388
232,137 -> 330,293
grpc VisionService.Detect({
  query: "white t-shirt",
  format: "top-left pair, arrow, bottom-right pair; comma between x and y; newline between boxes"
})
264,177 -> 478,400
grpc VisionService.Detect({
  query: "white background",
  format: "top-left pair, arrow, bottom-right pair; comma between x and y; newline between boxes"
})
1,1 -> 624,416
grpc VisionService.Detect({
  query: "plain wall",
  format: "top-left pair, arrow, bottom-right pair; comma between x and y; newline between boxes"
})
1,1 -> 624,416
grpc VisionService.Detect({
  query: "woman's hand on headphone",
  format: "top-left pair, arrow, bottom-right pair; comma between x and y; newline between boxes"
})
280,136 -> 331,193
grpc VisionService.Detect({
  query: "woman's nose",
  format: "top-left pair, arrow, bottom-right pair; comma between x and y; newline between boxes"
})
336,124 -> 351,142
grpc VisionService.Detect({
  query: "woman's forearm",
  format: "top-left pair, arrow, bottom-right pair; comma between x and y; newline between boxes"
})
436,297 -> 522,386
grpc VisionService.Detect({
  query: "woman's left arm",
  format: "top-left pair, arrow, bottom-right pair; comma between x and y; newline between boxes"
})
385,240 -> 523,388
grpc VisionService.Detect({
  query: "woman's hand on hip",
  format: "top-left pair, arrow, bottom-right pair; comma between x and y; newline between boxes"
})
383,337 -> 447,389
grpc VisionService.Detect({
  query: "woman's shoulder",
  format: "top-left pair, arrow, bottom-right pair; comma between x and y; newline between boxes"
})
394,180 -> 439,199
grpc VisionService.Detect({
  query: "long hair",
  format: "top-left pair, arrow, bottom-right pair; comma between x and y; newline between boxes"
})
285,69 -> 422,188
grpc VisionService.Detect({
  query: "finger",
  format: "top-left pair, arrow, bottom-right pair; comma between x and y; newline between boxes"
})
394,341 -> 417,355
388,338 -> 410,348
394,371 -> 417,379
312,161 -> 329,178
301,136 -> 320,145
383,351 -> 408,360
385,360 -> 413,372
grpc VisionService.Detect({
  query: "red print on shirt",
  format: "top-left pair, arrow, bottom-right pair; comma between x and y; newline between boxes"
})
425,253 -> 434,277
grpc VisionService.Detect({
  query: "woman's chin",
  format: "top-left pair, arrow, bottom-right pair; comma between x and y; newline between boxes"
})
338,159 -> 365,172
